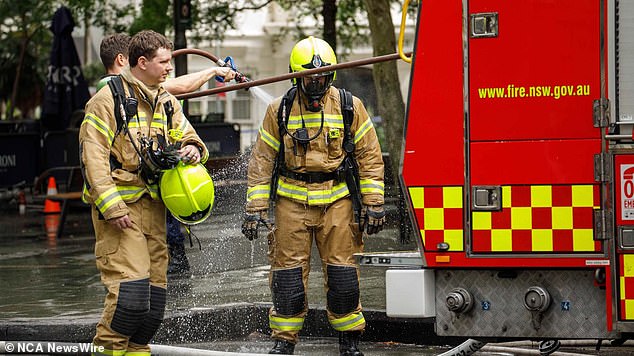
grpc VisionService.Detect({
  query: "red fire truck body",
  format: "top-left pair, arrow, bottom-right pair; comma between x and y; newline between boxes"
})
371,0 -> 634,340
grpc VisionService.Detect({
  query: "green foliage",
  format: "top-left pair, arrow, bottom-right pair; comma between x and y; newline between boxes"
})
82,61 -> 105,88
66,0 -> 136,34
129,0 -> 171,35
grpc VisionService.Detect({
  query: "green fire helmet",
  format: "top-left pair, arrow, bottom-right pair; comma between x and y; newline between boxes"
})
159,161 -> 214,225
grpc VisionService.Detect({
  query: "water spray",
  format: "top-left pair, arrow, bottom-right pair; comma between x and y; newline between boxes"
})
172,48 -> 410,100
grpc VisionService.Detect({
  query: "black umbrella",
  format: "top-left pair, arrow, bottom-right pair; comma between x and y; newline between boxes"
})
41,6 -> 90,130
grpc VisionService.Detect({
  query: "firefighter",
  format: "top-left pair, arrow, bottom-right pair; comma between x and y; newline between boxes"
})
242,36 -> 386,355
80,30 -> 210,355
96,33 -> 235,278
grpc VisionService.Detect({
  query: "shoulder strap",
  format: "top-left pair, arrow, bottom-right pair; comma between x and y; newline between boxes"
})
277,86 -> 297,132
339,88 -> 355,154
107,75 -> 126,136
270,86 -> 298,203
338,88 -> 362,222
339,88 -> 354,125
276,86 -> 298,154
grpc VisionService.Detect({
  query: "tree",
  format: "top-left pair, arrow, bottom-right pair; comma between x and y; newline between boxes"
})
0,0 -> 53,119
129,0 -> 171,35
363,0 -> 405,182
273,0 -> 368,58
66,0 -> 135,34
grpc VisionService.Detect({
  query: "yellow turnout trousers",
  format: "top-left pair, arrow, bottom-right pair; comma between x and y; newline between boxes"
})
268,197 -> 366,344
91,196 -> 168,355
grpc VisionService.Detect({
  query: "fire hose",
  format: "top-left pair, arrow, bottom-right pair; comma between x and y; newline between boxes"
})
171,48 -> 409,100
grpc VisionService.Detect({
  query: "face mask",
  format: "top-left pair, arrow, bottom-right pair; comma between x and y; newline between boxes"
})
300,73 -> 333,112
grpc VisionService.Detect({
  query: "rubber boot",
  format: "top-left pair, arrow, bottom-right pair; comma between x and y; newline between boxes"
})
167,243 -> 191,278
339,331 -> 363,356
269,339 -> 295,354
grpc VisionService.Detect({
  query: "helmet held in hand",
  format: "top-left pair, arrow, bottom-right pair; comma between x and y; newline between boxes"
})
160,161 -> 214,225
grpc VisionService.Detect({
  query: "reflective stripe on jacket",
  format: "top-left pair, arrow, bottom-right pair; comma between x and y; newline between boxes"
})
246,86 -> 384,211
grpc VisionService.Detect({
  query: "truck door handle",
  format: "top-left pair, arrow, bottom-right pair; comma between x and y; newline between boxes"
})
470,12 -> 499,38
472,186 -> 502,211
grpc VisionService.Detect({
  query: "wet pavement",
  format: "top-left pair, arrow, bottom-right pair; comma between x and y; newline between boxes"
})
0,181 -> 414,319
0,181 -> 454,355
3,182 -> 634,355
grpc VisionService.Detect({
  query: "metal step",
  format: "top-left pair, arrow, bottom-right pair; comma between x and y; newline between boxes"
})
355,251 -> 423,267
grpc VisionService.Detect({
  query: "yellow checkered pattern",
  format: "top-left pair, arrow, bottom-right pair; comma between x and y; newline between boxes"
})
471,185 -> 599,253
620,254 -> 634,320
410,186 -> 464,251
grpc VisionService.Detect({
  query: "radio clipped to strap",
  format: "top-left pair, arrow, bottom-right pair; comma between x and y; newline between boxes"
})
107,75 -> 138,140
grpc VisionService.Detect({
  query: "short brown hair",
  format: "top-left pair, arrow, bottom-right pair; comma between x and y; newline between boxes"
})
128,30 -> 173,67
99,33 -> 130,70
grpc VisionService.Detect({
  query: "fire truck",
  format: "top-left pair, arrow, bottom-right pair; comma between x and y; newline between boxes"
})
359,0 -> 634,345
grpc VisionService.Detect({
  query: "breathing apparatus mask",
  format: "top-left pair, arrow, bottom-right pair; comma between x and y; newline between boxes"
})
118,94 -> 181,184
139,134 -> 181,184
300,70 -> 334,112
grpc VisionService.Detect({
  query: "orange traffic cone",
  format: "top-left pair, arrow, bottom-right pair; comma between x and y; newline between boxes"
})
44,176 -> 61,214
18,190 -> 26,215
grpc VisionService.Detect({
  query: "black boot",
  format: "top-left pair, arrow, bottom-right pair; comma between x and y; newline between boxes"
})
269,339 -> 295,354
339,331 -> 363,356
167,243 -> 191,278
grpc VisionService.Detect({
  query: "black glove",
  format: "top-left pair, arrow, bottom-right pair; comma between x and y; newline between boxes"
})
360,205 -> 386,235
241,210 -> 271,241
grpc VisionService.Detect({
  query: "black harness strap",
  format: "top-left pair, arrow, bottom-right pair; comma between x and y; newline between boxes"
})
271,86 -> 298,201
107,75 -> 140,172
278,166 -> 341,183
107,75 -> 127,137
163,100 -> 174,130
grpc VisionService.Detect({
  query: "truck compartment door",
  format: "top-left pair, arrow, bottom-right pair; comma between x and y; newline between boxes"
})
468,0 -> 603,255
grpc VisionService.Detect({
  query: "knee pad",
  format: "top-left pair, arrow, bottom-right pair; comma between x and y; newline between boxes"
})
326,265 -> 359,315
271,267 -> 305,316
130,285 -> 166,345
110,278 -> 150,336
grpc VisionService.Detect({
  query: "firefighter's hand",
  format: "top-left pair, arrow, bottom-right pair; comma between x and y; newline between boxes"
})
360,205 -> 386,235
109,215 -> 133,230
179,144 -> 201,165
241,210 -> 270,241
215,66 -> 236,82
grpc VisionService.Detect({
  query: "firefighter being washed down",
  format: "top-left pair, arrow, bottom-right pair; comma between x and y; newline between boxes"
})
242,36 -> 386,355
79,30 -> 213,355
